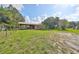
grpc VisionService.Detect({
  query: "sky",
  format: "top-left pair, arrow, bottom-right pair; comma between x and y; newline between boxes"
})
2,4 -> 79,24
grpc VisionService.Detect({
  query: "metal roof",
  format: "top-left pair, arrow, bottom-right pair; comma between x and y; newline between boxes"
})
18,22 -> 41,25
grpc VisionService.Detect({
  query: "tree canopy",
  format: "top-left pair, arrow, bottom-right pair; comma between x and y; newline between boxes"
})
0,5 -> 25,30
42,16 -> 77,30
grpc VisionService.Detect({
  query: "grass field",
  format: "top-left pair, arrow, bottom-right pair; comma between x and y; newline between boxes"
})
0,29 -> 79,54
66,29 -> 79,34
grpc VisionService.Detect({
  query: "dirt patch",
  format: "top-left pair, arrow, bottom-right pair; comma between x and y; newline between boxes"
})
48,31 -> 79,53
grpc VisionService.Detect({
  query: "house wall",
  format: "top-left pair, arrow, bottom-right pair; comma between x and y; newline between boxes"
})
18,24 -> 41,30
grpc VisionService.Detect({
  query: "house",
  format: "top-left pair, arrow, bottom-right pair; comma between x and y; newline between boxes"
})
18,22 -> 42,30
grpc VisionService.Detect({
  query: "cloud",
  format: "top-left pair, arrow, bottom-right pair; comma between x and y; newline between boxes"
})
0,4 -> 24,11
25,13 -> 50,24
31,16 -> 43,24
1,4 -> 9,7
53,4 -> 76,8
25,16 -> 42,24
12,4 -> 24,11
25,16 -> 31,23
64,15 -> 78,21
40,14 -> 49,21
25,14 -> 49,24
63,6 -> 79,21
36,16 -> 42,23
63,12 -> 79,21
52,12 -> 62,17
75,6 -> 79,13
51,5 -> 79,21
35,4 -> 40,6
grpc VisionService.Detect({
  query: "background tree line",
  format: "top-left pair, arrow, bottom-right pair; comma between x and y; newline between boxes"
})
42,17 -> 79,30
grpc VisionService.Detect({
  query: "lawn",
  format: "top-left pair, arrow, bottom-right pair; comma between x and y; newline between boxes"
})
0,30 -> 51,53
0,29 -> 79,54
66,29 -> 79,34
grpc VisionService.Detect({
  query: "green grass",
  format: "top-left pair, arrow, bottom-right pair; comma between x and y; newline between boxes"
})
0,30 -> 51,53
52,28 -> 79,34
65,29 -> 79,34
0,29 -> 79,54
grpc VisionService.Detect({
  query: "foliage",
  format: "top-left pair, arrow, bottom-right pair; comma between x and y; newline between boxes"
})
0,5 -> 25,30
58,19 -> 69,30
42,16 -> 79,30
42,17 -> 59,29
42,16 -> 69,30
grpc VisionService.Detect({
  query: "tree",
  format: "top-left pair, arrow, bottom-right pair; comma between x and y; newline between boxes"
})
0,13 -> 9,24
7,5 -> 25,30
0,4 -> 25,37
68,21 -> 77,29
7,4 -> 25,22
42,16 -> 69,30
54,17 -> 60,29
0,13 -> 10,37
76,21 -> 79,29
42,17 -> 59,29
0,4 -> 25,30
58,19 -> 68,30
